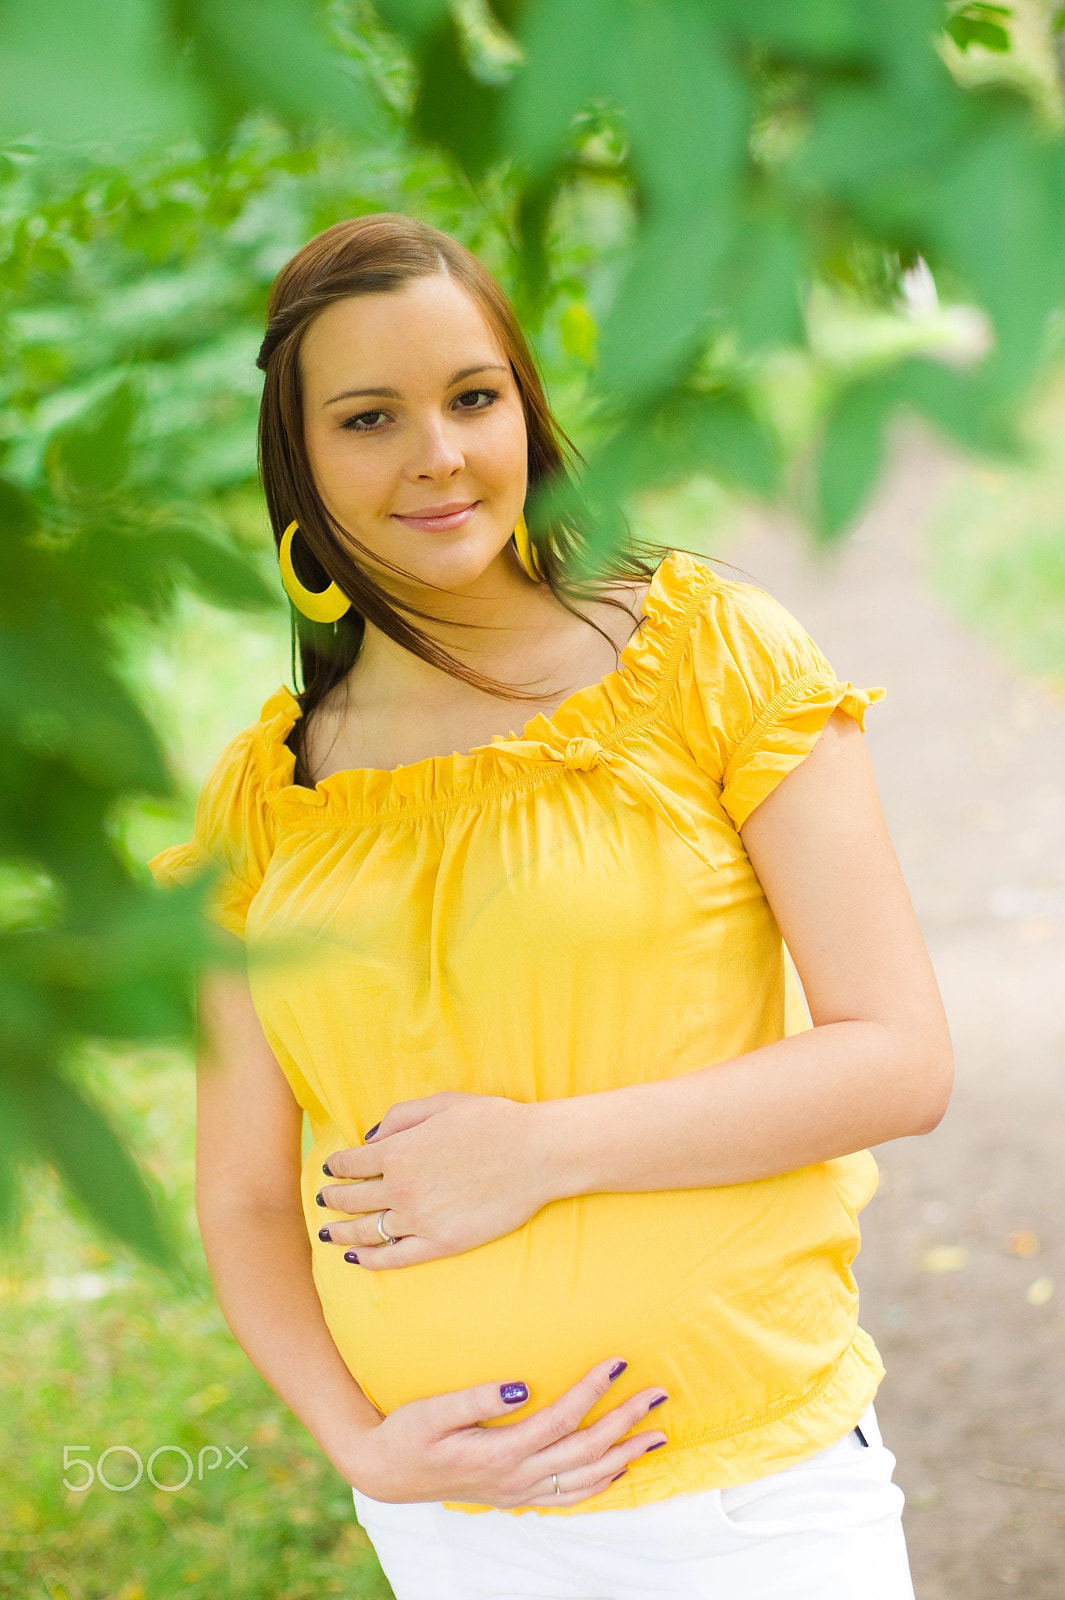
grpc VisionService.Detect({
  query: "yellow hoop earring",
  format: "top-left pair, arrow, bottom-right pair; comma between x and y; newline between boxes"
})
278,521 -> 351,624
512,512 -> 546,583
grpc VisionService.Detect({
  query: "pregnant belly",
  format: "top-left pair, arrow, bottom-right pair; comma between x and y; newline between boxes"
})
307,1171 -> 863,1448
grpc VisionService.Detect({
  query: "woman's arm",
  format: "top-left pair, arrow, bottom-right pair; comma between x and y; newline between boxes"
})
542,706 -> 953,1195
320,710 -> 953,1265
195,953 -> 668,1504
194,961 -> 382,1470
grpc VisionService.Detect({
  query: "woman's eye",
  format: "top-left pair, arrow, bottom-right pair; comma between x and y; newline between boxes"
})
454,388 -> 498,411
342,410 -> 389,432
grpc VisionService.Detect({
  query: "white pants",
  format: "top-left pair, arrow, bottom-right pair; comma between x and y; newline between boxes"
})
352,1404 -> 915,1600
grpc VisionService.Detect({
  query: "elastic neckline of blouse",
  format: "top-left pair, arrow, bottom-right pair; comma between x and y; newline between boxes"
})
260,549 -> 716,822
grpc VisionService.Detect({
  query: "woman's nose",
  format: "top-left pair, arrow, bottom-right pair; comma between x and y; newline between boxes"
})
411,415 -> 466,479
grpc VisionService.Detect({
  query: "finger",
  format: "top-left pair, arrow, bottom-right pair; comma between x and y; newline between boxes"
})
502,1358 -> 641,1454
519,1464 -> 632,1509
315,1179 -> 386,1218
366,1094 -> 451,1143
335,1094 -> 447,1171
341,1236 -> 439,1270
519,1428 -> 666,1509
323,1094 -> 449,1178
533,1425 -> 667,1490
320,1145 -> 383,1181
531,1386 -> 669,1474
412,1376 -> 534,1434
318,1202 -> 397,1247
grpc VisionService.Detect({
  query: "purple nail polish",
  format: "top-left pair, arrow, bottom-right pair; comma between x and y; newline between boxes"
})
318,1227 -> 331,1242
608,1361 -> 628,1381
364,1123 -> 380,1141
500,1383 -> 528,1405
645,1440 -> 666,1452
344,1251 -> 360,1264
315,1192 -> 326,1207
648,1393 -> 668,1410
322,1161 -> 332,1177
611,1470 -> 628,1482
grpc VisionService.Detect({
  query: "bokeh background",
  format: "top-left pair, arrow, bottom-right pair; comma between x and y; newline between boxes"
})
2,3 -> 1065,1597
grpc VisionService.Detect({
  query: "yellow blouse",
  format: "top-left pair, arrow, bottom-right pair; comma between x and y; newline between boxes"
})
150,550 -> 886,1514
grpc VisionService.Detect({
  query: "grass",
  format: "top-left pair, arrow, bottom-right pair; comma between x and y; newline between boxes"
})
0,1043 -> 393,1600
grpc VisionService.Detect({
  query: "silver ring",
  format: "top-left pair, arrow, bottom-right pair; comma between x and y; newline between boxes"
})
552,1474 -> 560,1496
376,1209 -> 398,1246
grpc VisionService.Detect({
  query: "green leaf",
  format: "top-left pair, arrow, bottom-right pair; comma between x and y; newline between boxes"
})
947,15 -> 1011,51
4,1060 -> 178,1269
728,215 -> 808,354
0,0 -> 200,143
411,16 -> 503,179
585,388 -> 780,521
674,392 -> 781,498
816,375 -> 897,537
161,528 -> 279,612
0,1067 -> 33,1228
174,0 -> 375,133
372,0 -> 450,42
715,0 -> 867,57
589,5 -> 749,396
929,112 -> 1065,395
11,899 -> 203,1042
1,621 -> 169,795
505,0 -> 616,177
946,2 -> 1013,53
0,480 -> 39,543
596,209 -> 726,397
511,170 -> 565,331
44,380 -> 138,500
892,361 -> 1017,458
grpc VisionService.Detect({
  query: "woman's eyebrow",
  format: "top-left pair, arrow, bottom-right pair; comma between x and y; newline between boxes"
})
323,362 -> 509,406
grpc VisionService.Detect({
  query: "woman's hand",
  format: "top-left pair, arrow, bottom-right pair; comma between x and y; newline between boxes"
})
316,1091 -> 555,1269
343,1357 -> 668,1509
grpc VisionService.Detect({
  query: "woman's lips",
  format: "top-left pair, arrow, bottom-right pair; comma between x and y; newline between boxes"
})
393,501 -> 480,532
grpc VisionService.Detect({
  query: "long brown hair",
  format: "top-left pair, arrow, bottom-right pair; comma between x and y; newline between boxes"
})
255,214 -> 659,782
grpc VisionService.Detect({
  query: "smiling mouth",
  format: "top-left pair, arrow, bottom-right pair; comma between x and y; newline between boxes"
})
393,501 -> 480,530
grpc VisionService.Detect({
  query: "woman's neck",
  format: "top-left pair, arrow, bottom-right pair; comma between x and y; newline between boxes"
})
301,567 -> 650,780
354,570 -> 582,704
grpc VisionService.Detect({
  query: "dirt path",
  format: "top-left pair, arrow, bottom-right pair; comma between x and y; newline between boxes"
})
723,431 -> 1065,1598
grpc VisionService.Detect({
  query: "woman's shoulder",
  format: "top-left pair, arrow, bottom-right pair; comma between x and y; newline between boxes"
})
174,687 -> 301,849
202,686 -> 301,798
653,551 -> 885,828
643,550 -> 825,675
146,687 -> 299,918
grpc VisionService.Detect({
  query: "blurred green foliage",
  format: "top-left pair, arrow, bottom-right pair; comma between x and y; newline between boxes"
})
0,1044 -> 392,1599
2,0 -> 1065,1271
946,2 -> 1013,53
928,360 -> 1065,683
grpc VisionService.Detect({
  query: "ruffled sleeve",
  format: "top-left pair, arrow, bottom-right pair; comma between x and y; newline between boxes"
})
672,574 -> 884,832
147,722 -> 275,940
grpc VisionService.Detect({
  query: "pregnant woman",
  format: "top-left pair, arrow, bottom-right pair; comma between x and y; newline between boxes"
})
150,213 -> 952,1599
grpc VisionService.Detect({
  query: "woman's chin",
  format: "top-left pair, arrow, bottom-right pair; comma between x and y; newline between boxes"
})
386,536 -> 516,594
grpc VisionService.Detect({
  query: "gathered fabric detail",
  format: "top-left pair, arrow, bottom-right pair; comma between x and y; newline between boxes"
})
149,839 -> 209,885
490,733 -> 721,871
720,678 -> 886,832
257,551 -> 718,824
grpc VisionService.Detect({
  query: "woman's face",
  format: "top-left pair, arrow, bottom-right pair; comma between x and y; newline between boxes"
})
299,274 -> 530,592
